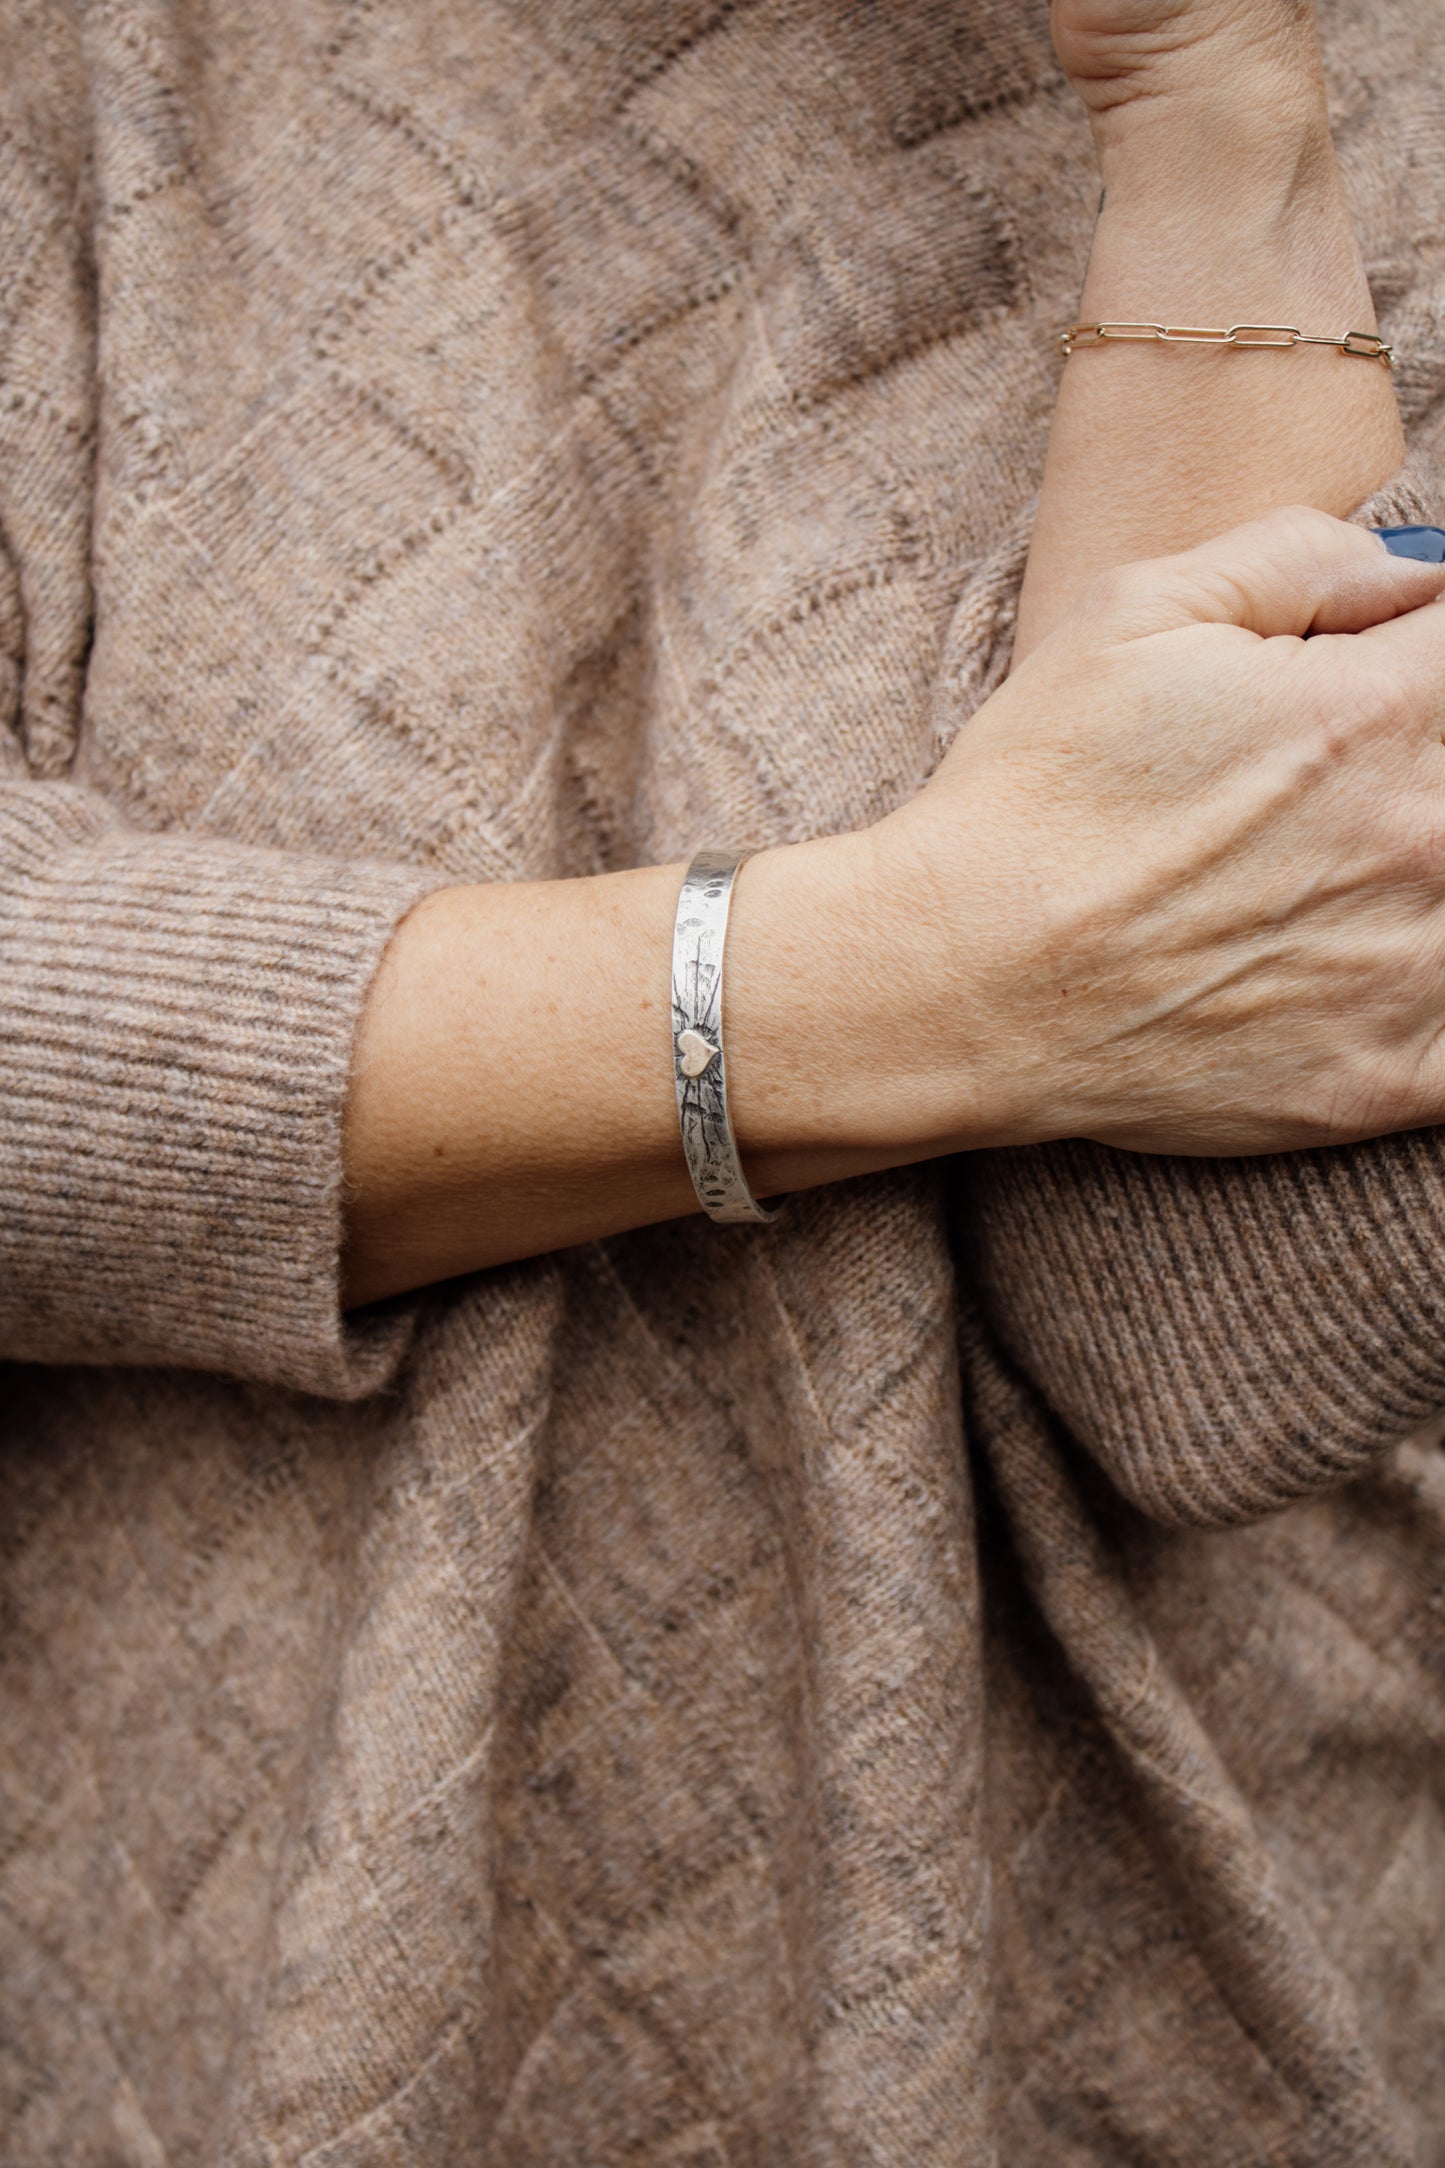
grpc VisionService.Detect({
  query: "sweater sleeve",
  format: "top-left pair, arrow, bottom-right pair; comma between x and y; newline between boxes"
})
0,14 -> 444,1398
0,783 -> 442,1397
962,453 -> 1445,1529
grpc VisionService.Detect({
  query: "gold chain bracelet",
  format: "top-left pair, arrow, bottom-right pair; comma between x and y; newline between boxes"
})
1059,321 -> 1394,366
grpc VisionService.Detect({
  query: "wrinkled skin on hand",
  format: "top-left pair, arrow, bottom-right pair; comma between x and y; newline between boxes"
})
874,509 -> 1445,1159
1051,0 -> 1321,119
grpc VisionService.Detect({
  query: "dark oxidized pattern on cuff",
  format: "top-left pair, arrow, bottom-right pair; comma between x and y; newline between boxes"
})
671,849 -> 781,1225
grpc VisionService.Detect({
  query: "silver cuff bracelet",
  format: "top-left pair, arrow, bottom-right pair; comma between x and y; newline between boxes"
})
671,849 -> 780,1225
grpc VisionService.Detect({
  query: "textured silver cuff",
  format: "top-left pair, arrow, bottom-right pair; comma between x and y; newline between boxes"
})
671,849 -> 781,1225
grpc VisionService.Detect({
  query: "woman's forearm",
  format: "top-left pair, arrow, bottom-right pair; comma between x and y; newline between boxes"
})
341,14 -> 1433,1314
339,836 -> 959,1307
342,511 -> 1445,1309
1016,30 -> 1404,655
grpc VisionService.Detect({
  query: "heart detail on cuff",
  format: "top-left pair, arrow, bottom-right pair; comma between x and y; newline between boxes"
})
677,1028 -> 719,1078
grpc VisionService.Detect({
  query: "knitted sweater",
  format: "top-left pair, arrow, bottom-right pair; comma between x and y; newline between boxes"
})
2,2 -> 1443,2161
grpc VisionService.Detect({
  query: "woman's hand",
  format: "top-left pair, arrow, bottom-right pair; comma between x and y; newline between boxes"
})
852,508 -> 1445,1159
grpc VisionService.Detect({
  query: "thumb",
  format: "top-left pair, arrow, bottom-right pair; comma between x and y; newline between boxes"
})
1097,504 -> 1445,644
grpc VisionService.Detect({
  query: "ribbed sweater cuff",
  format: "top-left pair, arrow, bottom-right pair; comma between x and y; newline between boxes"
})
0,784 -> 444,1398
967,1135 -> 1445,1528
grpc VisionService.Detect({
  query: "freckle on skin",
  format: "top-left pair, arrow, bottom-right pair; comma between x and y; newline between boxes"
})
433,1142 -> 446,1158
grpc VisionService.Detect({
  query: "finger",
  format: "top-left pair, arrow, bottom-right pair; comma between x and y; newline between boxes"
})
1340,561 -> 1445,694
1094,504 -> 1445,644
1310,551 -> 1445,634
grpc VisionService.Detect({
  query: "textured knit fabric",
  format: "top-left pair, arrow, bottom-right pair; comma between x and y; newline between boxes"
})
2,3 -> 1444,2163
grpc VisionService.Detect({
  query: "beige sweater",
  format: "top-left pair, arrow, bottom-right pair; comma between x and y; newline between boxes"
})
3,2 -> 1444,2161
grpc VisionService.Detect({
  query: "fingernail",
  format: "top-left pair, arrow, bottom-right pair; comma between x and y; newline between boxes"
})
1374,525 -> 1445,562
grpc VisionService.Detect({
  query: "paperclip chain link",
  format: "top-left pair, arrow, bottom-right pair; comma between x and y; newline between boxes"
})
1059,322 -> 1393,366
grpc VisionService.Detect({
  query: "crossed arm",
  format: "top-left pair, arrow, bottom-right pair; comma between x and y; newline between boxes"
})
340,2 -> 1424,1308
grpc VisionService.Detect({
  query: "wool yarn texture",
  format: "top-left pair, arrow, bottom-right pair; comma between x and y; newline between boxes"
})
2,2 -> 1444,2162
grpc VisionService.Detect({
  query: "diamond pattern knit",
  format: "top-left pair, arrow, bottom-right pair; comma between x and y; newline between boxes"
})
2,3 -> 1443,2162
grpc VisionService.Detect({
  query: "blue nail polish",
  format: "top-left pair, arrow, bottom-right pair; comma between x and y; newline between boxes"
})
1373,524 -> 1445,562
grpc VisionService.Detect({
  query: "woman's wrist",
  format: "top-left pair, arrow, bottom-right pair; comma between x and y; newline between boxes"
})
724,820 -> 1041,1183
1057,0 -> 1333,166
1076,36 -> 1370,305
722,830 -> 965,1183
1063,6 -> 1362,310
341,826 -> 1008,1305
1088,58 -> 1333,200
1016,55 -> 1402,656
1086,119 -> 1371,324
